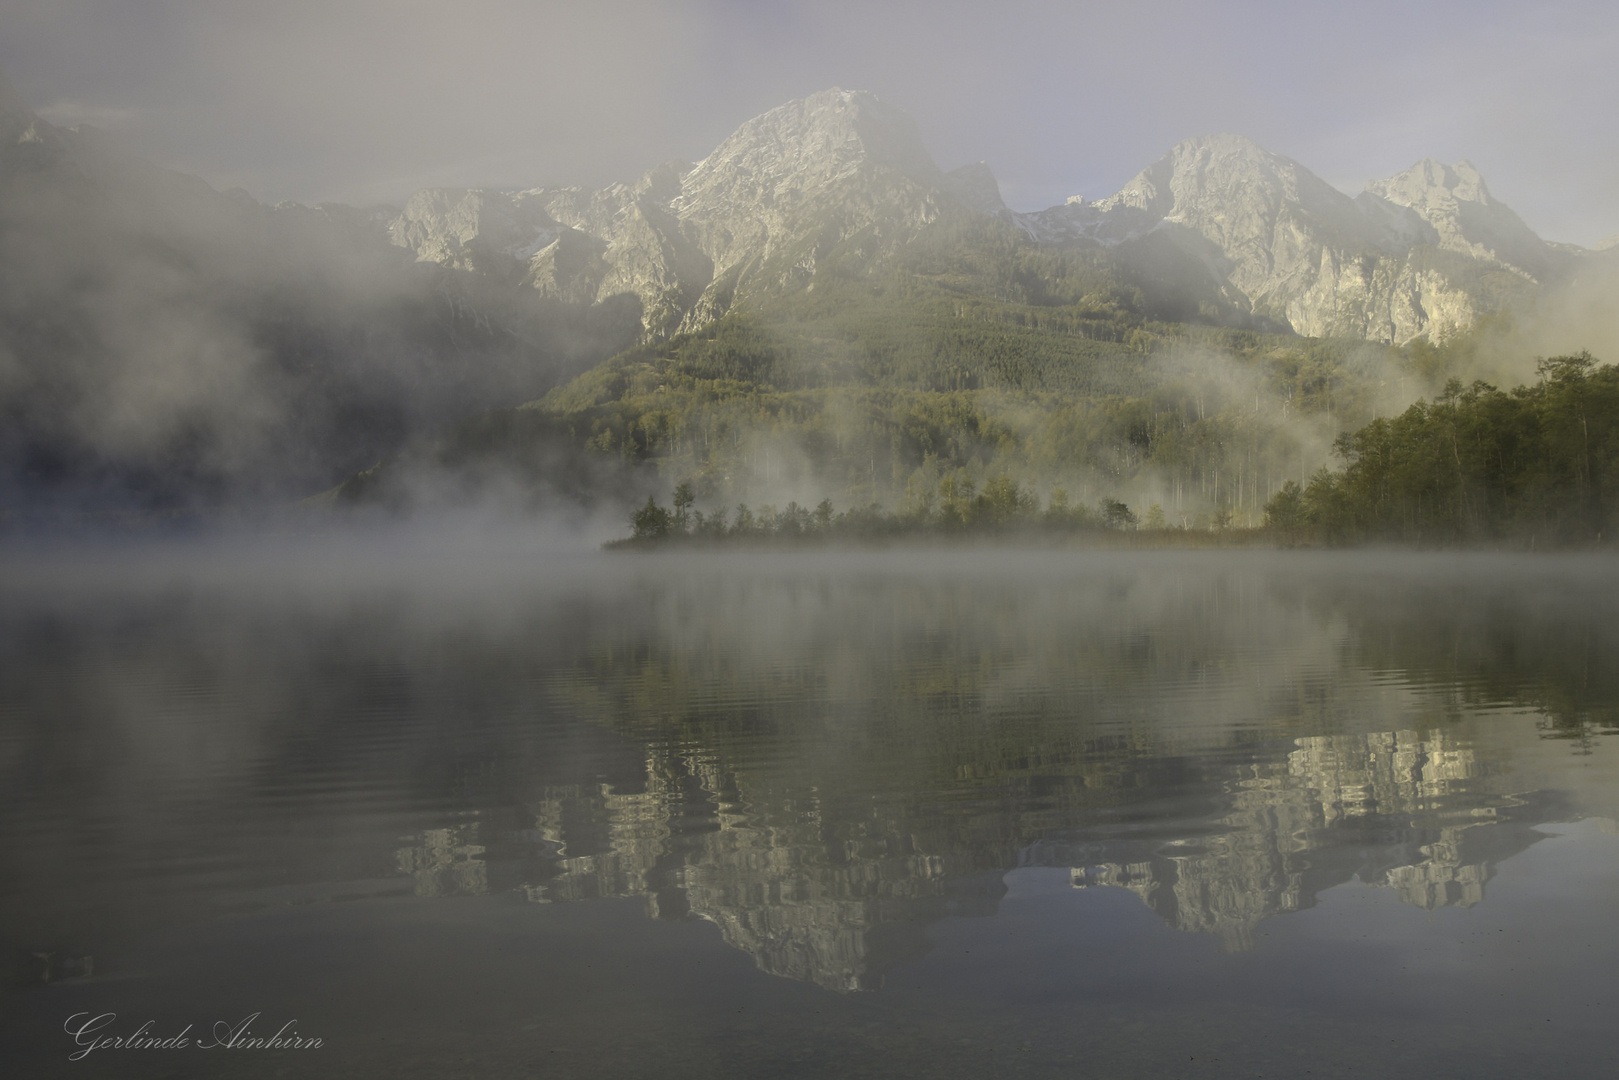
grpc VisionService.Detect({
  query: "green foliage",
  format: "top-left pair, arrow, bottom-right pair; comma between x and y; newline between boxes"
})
1402,312 -> 1514,387
1264,480 -> 1305,528
526,307 -> 1397,524
631,496 -> 672,540
1099,498 -> 1138,530
612,474 -> 1090,547
1299,353 -> 1619,544
408,207 -> 1547,535
608,469 -> 1339,547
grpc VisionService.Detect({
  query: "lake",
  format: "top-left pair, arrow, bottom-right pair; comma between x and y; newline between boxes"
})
3,546 -> 1617,1078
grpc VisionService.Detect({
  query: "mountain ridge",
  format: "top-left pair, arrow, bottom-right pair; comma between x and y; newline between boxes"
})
0,72 -> 1608,518
383,91 -> 1584,347
1016,132 -> 1566,343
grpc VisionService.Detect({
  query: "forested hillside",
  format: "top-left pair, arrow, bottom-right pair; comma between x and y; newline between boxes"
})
1276,353 -> 1619,545
349,207 -> 1476,529
595,352 -> 1619,550
6,69 -> 1602,533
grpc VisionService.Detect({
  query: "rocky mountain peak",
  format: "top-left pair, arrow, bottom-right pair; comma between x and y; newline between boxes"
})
390,187 -> 560,272
1166,132 -> 1293,178
1364,157 -> 1550,278
1097,133 -> 1361,231
1018,131 -> 1569,344
384,88 -> 959,342
1367,157 -> 1494,211
676,88 -> 942,216
657,88 -> 948,320
379,89 -> 1579,351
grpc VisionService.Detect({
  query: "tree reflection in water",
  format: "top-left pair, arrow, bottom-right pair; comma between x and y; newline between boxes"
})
386,554 -> 1611,988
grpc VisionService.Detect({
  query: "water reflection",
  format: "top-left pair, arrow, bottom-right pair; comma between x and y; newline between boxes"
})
396,822 -> 489,897
389,721 -> 1546,988
1073,729 -> 1540,950
2,551 -> 1615,1004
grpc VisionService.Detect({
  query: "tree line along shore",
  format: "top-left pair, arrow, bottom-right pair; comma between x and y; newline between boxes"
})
612,354 -> 1619,550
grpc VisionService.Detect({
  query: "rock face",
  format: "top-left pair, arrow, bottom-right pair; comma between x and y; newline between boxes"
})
1019,134 -> 1568,344
1363,158 -> 1553,277
390,89 -> 963,340
390,91 -> 1578,345
389,188 -> 559,274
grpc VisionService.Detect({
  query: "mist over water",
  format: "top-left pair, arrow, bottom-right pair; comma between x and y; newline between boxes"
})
7,6 -> 1619,1074
3,545 -> 1617,1078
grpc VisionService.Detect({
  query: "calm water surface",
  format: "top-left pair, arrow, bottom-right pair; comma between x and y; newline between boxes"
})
2,547 -> 1617,1078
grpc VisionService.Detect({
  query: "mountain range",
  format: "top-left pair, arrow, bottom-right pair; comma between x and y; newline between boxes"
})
390,87 -> 1584,347
0,77 -> 1606,516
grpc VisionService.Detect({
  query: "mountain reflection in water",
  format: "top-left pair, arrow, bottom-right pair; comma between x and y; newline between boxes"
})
396,725 -> 1545,988
367,552 -> 1610,989
3,549 -> 1617,1078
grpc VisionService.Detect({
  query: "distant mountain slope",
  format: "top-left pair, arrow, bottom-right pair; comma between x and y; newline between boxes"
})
390,89 -> 966,341
4,74 -> 1609,519
391,96 -> 1583,348
0,73 -> 636,514
300,88 -> 1619,522
1019,134 -> 1568,344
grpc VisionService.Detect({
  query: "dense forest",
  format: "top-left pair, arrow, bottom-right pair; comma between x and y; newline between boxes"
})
1275,353 -> 1619,545
524,215 -> 1520,528
609,354 -> 1619,549
524,312 -> 1414,530
326,207 -> 1573,546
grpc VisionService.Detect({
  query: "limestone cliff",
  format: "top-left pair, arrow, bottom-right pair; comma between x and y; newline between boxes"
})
388,89 -> 963,341
1018,134 -> 1564,344
386,92 -> 1582,346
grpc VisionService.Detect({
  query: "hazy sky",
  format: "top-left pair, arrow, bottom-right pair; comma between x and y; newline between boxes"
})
5,0 -> 1617,244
